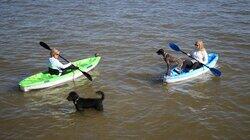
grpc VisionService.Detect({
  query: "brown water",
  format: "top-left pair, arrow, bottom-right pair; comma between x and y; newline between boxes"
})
0,0 -> 249,139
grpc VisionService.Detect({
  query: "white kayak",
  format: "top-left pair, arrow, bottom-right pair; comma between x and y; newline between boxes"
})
163,53 -> 219,83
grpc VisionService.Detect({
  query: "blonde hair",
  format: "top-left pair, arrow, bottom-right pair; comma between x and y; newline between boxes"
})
50,48 -> 60,57
195,40 -> 206,51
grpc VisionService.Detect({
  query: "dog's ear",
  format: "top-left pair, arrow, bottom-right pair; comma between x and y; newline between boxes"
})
156,49 -> 164,55
68,91 -> 78,100
69,91 -> 75,96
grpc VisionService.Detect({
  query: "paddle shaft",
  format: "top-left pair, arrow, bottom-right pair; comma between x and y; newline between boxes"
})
168,43 -> 221,77
57,54 -> 93,81
39,42 -> 93,81
39,42 -> 77,65
59,55 -> 71,63
179,50 -> 210,69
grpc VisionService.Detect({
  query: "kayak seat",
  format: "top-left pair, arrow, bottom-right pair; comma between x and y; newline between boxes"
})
48,68 -> 60,75
48,66 -> 78,76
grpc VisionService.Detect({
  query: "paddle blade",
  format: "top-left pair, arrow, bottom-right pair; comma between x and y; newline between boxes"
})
82,72 -> 92,81
210,68 -> 221,77
169,43 -> 181,52
39,42 -> 51,50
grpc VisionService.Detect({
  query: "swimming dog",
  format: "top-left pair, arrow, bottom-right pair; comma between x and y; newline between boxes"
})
67,91 -> 105,111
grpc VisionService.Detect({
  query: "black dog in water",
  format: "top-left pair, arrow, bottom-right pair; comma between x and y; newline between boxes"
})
67,91 -> 105,111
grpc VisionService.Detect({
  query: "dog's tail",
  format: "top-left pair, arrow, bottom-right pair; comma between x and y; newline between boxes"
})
96,91 -> 105,100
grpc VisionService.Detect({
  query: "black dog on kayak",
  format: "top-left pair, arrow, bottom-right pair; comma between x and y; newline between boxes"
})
67,91 -> 105,111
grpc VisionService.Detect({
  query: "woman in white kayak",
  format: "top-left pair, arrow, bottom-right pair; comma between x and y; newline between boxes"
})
48,48 -> 78,75
181,40 -> 208,72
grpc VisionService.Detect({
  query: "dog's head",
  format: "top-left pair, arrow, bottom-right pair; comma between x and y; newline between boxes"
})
67,91 -> 79,101
156,49 -> 165,55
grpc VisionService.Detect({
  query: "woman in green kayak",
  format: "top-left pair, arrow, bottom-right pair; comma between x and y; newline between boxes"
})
181,40 -> 208,71
48,48 -> 78,75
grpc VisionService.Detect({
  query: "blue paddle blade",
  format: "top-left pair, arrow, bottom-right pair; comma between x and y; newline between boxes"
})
169,43 -> 181,51
210,68 -> 221,77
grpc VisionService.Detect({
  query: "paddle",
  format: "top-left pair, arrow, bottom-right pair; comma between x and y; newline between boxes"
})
169,43 -> 221,77
39,41 -> 93,81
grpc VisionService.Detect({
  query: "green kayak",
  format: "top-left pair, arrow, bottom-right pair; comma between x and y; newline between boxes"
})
19,55 -> 101,92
